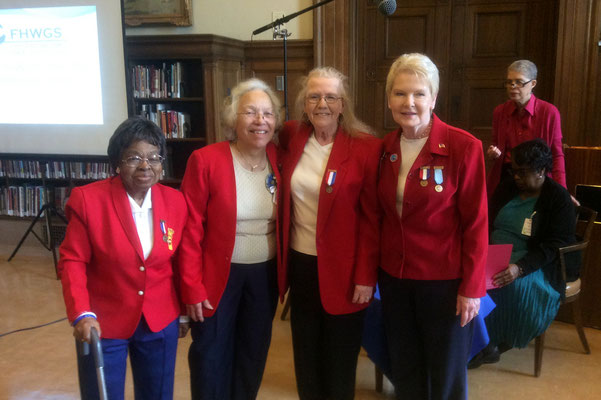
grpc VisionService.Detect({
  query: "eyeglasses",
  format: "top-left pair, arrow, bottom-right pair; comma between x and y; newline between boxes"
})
306,94 -> 341,104
237,110 -> 276,120
504,79 -> 533,88
122,155 -> 164,168
509,167 -> 536,178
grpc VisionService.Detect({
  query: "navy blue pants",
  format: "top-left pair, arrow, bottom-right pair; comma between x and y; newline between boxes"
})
379,270 -> 474,400
77,316 -> 179,400
188,260 -> 278,400
289,250 -> 366,400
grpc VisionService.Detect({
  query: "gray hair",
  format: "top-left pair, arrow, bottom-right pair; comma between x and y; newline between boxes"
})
222,78 -> 282,141
294,66 -> 373,137
507,60 -> 538,80
385,53 -> 440,98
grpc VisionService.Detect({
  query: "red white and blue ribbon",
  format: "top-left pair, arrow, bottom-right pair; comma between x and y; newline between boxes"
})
327,169 -> 337,187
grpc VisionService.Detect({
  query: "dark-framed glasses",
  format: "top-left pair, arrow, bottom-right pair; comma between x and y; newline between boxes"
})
504,79 -> 533,88
122,155 -> 164,168
509,167 -> 536,178
237,110 -> 275,120
306,94 -> 341,104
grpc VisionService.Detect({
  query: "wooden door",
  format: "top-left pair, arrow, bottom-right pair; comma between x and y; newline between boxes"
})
356,0 -> 558,152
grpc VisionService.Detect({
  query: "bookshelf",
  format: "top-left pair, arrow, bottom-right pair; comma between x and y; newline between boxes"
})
125,34 -> 245,182
0,153 -> 110,219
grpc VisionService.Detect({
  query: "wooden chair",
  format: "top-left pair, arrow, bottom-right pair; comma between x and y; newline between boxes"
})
534,206 -> 597,377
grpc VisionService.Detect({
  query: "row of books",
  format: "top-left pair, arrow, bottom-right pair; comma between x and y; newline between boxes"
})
131,62 -> 185,99
140,104 -> 191,139
0,160 -> 111,180
0,185 -> 69,217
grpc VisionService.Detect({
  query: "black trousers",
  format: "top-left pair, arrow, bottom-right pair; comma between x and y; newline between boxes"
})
289,250 -> 366,400
188,260 -> 278,400
379,270 -> 474,400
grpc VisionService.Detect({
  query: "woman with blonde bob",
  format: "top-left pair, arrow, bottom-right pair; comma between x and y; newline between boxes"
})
378,53 -> 488,399
179,78 -> 284,400
279,67 -> 382,399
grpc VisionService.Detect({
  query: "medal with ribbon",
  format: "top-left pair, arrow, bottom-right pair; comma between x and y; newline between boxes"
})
160,220 -> 168,243
420,166 -> 430,187
265,173 -> 277,194
326,169 -> 336,193
433,166 -> 444,192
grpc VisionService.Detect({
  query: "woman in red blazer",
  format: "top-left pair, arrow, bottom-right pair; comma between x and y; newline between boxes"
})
58,117 -> 188,400
279,67 -> 381,400
378,53 -> 488,399
178,78 -> 283,400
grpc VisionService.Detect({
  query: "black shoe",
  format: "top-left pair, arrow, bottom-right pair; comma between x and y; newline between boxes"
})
467,345 -> 500,369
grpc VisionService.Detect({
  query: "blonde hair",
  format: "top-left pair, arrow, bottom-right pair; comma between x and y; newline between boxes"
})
385,53 -> 439,98
222,78 -> 282,141
294,67 -> 373,136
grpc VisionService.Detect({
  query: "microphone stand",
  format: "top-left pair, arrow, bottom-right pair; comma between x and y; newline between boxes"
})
252,0 -> 335,121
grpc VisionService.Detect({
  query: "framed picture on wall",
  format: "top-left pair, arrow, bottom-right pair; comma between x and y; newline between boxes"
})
124,0 -> 192,26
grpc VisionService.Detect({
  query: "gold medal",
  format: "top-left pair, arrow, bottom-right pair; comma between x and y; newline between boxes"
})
420,181 -> 428,187
435,184 -> 443,192
326,186 -> 333,193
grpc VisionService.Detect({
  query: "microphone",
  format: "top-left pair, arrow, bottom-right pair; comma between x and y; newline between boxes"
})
377,0 -> 397,16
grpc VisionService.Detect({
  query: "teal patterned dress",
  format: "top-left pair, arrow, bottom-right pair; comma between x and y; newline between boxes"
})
486,195 -> 561,348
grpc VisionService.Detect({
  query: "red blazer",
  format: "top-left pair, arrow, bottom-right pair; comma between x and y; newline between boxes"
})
279,120 -> 382,315
178,141 -> 282,317
58,177 -> 188,339
378,114 -> 488,298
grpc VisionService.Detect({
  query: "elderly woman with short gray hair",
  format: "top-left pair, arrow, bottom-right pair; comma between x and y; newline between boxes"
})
178,78 -> 283,400
486,59 -> 566,196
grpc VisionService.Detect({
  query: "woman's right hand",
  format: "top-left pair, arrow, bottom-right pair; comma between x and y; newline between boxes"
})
487,145 -> 502,160
187,299 -> 214,323
73,317 -> 101,343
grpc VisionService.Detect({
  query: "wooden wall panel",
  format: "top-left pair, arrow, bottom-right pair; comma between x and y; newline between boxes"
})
555,0 -> 601,147
244,40 -> 314,121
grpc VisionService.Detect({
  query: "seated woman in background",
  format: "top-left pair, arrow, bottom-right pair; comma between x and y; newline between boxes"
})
470,139 -> 578,368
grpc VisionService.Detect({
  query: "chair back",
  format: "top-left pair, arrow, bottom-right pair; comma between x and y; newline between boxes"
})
558,206 -> 598,293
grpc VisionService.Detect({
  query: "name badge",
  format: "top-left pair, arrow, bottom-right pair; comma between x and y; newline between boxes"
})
522,211 -> 536,237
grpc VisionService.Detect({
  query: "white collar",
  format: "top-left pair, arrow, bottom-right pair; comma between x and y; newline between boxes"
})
127,188 -> 152,212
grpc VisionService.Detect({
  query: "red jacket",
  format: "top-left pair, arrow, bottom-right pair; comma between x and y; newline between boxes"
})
378,114 -> 488,298
279,120 -> 382,315
58,177 -> 188,339
178,141 -> 283,316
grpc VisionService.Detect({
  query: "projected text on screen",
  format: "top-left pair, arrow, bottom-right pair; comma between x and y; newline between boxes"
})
0,6 -> 103,125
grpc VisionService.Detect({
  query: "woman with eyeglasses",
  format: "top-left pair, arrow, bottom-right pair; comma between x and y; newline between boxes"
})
486,59 -> 566,196
469,139 -> 577,368
278,67 -> 381,399
178,78 -> 283,399
58,116 -> 189,399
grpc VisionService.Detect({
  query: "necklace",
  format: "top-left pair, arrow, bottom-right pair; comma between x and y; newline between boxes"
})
233,142 -> 266,172
403,119 -> 433,140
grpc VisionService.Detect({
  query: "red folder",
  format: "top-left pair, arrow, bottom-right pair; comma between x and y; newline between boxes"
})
486,244 -> 513,290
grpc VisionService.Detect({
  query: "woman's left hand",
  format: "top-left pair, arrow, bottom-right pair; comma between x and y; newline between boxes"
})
352,285 -> 374,304
493,264 -> 521,288
456,295 -> 480,327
